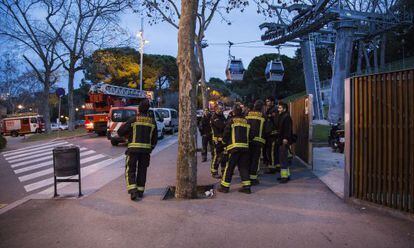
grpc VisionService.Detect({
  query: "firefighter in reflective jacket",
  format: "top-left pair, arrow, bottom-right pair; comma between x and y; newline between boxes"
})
246,100 -> 269,185
210,105 -> 227,178
118,99 -> 158,201
218,103 -> 252,194
264,97 -> 280,174
277,102 -> 293,183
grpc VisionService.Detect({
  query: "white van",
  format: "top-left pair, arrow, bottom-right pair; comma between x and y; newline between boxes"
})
154,108 -> 178,134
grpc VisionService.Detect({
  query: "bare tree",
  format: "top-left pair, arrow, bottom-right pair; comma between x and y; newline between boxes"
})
175,0 -> 200,199
44,0 -> 129,130
143,0 -> 248,109
0,0 -> 63,132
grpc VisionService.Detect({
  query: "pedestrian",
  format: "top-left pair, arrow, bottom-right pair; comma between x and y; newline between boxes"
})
117,99 -> 158,201
263,96 -> 280,174
218,103 -> 252,194
276,101 -> 293,183
210,104 -> 227,178
246,100 -> 269,185
199,108 -> 213,162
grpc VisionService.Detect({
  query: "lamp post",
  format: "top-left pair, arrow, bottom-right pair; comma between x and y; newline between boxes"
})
137,18 -> 149,91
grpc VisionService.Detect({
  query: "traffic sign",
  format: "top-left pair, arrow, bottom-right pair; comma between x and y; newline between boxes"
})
56,88 -> 65,97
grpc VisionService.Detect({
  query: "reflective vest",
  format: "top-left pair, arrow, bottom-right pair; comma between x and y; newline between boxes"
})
210,113 -> 226,143
128,116 -> 156,152
226,117 -> 250,152
246,111 -> 266,144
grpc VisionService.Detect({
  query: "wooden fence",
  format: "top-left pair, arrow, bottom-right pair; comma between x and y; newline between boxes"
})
345,69 -> 414,213
289,95 -> 313,166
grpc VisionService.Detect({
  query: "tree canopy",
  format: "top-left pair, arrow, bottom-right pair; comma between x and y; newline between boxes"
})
82,47 -> 178,91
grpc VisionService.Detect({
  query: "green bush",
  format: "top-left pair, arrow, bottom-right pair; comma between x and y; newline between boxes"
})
0,134 -> 7,150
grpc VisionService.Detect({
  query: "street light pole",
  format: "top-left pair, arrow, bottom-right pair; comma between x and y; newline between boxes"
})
137,18 -> 149,91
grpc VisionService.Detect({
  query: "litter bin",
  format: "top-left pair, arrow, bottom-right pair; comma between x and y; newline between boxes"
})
53,146 -> 82,197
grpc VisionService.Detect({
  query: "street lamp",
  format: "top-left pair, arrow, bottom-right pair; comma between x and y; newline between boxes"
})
75,108 -> 79,112
17,104 -> 24,110
137,18 -> 149,91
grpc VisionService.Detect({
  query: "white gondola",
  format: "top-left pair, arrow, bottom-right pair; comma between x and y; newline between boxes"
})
265,60 -> 284,82
225,59 -> 245,82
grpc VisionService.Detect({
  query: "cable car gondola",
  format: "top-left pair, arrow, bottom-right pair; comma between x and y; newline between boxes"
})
225,41 -> 245,82
225,59 -> 245,82
265,60 -> 284,82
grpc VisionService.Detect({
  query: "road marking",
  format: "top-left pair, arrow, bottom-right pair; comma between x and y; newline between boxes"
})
7,147 -> 88,163
1,141 -> 59,154
39,156 -> 125,195
24,155 -> 111,192
13,149 -> 94,174
10,148 -> 92,168
2,142 -> 69,157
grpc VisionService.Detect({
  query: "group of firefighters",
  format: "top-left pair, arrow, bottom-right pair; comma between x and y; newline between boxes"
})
199,96 -> 293,194
118,96 -> 293,201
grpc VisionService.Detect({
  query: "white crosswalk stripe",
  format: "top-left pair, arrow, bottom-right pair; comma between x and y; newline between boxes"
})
1,141 -> 111,193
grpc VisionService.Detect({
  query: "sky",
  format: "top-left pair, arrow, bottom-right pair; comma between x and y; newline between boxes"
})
108,3 -> 297,86
5,3 -> 298,89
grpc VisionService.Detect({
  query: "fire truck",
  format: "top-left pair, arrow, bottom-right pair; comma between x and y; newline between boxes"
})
1,113 -> 45,137
84,83 -> 153,136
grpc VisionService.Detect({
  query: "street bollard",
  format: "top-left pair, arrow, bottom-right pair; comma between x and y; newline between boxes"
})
53,146 -> 82,197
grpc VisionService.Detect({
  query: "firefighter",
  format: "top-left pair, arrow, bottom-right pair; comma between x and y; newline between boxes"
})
246,100 -> 268,185
199,108 -> 213,162
117,99 -> 158,201
263,96 -> 280,174
277,102 -> 293,183
218,103 -> 252,194
210,104 -> 227,178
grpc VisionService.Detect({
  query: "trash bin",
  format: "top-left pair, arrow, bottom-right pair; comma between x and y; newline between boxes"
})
53,146 -> 82,197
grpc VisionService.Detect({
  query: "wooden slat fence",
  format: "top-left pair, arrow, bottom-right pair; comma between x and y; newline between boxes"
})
346,69 -> 414,213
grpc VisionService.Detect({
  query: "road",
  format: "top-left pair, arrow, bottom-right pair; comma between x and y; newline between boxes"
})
0,133 -> 177,209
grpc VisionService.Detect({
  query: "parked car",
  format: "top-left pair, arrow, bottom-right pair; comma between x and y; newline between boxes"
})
74,120 -> 85,128
51,123 -> 68,131
154,108 -> 178,134
107,106 -> 165,146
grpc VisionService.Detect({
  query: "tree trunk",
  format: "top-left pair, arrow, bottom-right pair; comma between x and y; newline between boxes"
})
175,0 -> 199,199
43,73 -> 52,134
356,42 -> 363,74
380,34 -> 387,68
373,45 -> 379,73
68,64 -> 76,131
362,42 -> 372,74
195,41 -> 209,110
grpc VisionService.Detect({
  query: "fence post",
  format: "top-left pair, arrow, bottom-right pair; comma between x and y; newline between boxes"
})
344,78 -> 352,200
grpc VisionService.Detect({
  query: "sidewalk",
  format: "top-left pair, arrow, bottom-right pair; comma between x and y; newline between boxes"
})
1,143 -> 413,248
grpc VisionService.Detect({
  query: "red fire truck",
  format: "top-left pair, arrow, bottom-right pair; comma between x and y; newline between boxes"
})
1,114 -> 45,137
84,83 -> 153,136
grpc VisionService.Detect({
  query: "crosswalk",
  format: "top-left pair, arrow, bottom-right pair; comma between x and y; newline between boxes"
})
1,140 -> 114,194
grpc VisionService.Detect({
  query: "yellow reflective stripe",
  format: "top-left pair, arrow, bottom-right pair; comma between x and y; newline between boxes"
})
231,123 -> 250,129
127,184 -> 137,190
221,181 -> 230,187
132,122 -> 155,128
250,175 -> 258,180
137,187 -> 145,191
226,143 -> 248,150
271,130 -> 279,135
128,143 -> 151,149
276,164 -> 281,168
281,169 -> 289,178
125,155 -> 130,190
287,168 -> 291,177
221,153 -> 232,187
211,146 -> 217,173
241,181 -> 251,186
253,137 -> 266,143
257,147 -> 263,175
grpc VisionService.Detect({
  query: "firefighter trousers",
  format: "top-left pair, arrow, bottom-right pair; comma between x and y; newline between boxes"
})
221,151 -> 251,189
249,143 -> 263,181
125,152 -> 150,193
211,142 -> 226,175
267,139 -> 280,170
279,144 -> 292,179
201,135 -> 213,160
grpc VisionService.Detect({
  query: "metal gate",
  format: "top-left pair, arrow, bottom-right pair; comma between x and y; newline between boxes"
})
345,69 -> 414,213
